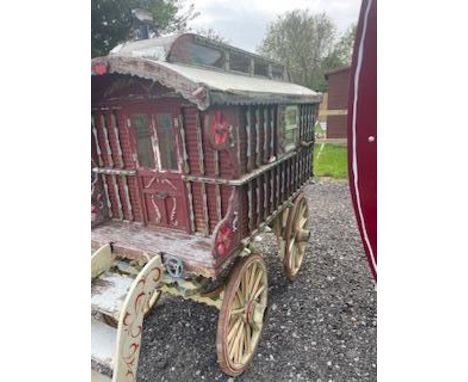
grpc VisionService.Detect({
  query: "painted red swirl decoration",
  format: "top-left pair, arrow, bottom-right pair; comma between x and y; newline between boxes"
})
119,266 -> 162,381
210,111 -> 230,145
215,224 -> 233,257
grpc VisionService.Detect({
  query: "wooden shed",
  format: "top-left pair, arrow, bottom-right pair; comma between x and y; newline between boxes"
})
324,66 -> 351,139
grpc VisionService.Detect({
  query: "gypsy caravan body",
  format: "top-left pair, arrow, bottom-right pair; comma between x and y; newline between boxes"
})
91,33 -> 321,381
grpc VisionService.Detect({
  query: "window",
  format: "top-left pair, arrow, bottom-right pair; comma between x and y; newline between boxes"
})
173,40 -> 224,68
272,65 -> 285,80
284,106 -> 299,151
156,114 -> 178,171
254,60 -> 269,77
230,51 -> 251,73
132,114 -> 155,169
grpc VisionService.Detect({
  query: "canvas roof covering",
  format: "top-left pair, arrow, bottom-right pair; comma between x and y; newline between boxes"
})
92,34 -> 322,110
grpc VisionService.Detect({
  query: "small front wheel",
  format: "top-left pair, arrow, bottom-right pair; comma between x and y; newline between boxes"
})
216,254 -> 268,376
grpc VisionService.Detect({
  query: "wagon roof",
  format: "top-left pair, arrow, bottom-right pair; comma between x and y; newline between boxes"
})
92,33 -> 322,110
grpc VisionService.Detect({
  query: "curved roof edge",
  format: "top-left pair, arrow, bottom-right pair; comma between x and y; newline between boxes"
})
109,33 -> 181,61
109,32 -> 284,67
91,56 -> 322,111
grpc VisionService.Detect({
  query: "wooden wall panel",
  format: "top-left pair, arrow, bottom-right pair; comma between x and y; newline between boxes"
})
327,69 -> 350,110
327,115 -> 347,139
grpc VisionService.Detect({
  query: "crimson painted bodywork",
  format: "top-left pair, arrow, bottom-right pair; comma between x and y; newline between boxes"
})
347,0 -> 377,280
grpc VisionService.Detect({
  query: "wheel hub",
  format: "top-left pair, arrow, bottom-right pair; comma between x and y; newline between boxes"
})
295,228 -> 310,243
245,300 -> 256,325
245,300 -> 264,330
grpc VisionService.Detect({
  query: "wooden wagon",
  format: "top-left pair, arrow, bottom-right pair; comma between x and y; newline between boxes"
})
91,33 -> 321,381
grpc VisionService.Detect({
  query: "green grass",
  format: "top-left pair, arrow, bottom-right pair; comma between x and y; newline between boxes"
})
313,143 -> 348,179
314,121 -> 325,136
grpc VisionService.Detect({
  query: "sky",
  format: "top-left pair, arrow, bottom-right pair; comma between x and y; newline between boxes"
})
188,0 -> 362,52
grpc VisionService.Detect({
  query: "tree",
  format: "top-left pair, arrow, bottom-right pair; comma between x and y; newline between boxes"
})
323,24 -> 356,70
258,10 -> 356,92
195,28 -> 229,44
92,0 -> 198,57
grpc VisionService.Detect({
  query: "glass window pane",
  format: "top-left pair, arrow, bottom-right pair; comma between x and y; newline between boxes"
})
156,114 -> 178,171
284,106 -> 299,151
254,60 -> 269,77
230,52 -> 250,73
132,114 -> 155,169
173,40 -> 224,68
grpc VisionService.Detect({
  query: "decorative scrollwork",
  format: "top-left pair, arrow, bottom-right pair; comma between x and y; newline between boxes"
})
212,189 -> 241,259
113,256 -> 164,382
91,159 -> 107,225
205,111 -> 236,150
170,197 -> 178,226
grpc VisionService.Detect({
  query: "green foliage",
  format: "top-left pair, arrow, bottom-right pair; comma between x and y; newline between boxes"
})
322,24 -> 356,71
313,143 -> 348,179
92,0 -> 197,57
195,28 -> 229,44
258,10 -> 356,92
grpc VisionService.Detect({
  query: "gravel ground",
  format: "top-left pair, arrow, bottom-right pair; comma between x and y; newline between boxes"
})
137,179 -> 377,382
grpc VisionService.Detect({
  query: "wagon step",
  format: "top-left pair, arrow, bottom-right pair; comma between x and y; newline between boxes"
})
91,271 -> 135,323
91,244 -> 165,382
91,317 -> 116,381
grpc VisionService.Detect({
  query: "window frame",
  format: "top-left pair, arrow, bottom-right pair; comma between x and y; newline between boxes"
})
283,105 -> 299,152
131,113 -> 157,170
154,113 -> 180,172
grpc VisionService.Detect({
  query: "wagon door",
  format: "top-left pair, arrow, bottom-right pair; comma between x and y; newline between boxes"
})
127,104 -> 189,232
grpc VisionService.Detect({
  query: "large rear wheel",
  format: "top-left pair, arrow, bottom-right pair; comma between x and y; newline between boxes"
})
216,254 -> 268,376
283,193 -> 310,281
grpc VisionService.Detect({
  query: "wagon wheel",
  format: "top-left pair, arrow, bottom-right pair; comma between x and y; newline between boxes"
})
217,254 -> 268,376
283,193 -> 311,282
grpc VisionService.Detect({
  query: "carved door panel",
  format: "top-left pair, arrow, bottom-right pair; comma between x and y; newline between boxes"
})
126,103 -> 188,231
140,175 -> 186,229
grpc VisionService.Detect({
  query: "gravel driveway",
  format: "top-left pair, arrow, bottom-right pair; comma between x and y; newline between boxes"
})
137,179 -> 377,382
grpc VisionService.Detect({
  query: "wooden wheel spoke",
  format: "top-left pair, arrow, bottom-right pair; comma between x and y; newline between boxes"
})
230,320 -> 244,361
290,245 -> 297,270
252,284 -> 266,301
234,290 -> 243,308
296,246 -> 302,269
228,318 -> 242,345
242,323 -> 255,364
248,263 -> 257,292
288,237 -> 296,252
237,285 -> 246,306
302,202 -> 308,217
235,322 -> 245,363
231,306 -> 246,316
250,268 -> 263,301
242,322 -> 249,357
298,216 -> 308,229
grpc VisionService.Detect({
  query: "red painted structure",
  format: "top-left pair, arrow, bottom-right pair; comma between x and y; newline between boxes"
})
91,33 -> 322,278
347,0 -> 377,280
325,67 -> 350,139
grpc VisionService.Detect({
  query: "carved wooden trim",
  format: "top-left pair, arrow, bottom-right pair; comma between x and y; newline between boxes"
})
204,111 -> 236,151
113,255 -> 164,382
91,243 -> 115,279
212,188 -> 241,260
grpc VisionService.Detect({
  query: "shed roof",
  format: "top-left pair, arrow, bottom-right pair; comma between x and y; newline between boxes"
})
92,34 -> 322,110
